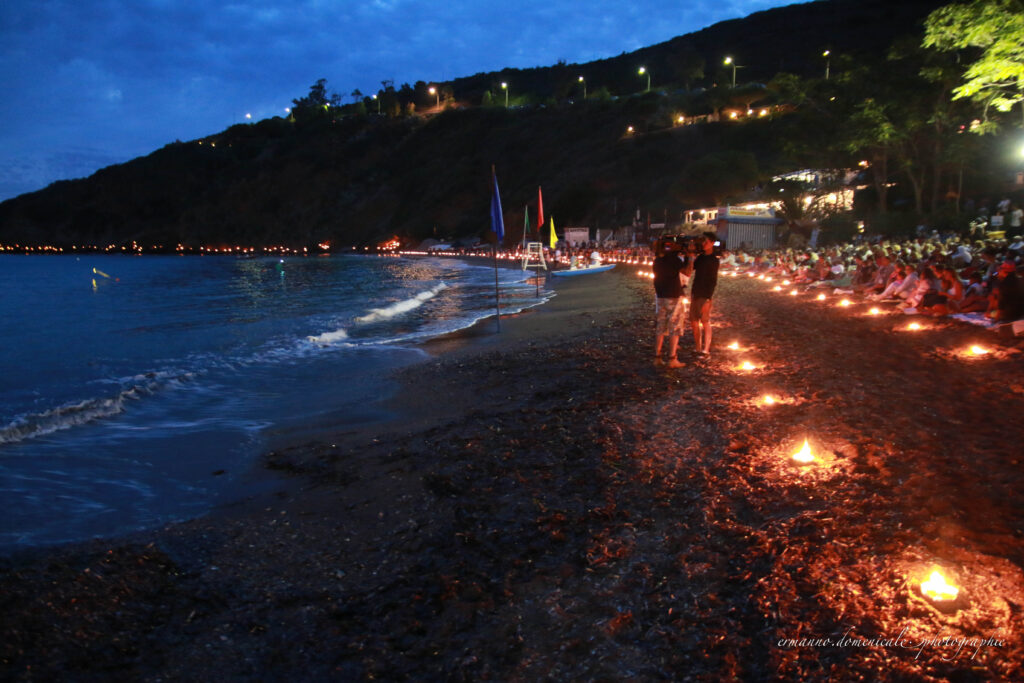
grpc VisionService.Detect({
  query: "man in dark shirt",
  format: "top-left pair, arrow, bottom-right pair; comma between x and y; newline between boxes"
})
653,239 -> 690,367
689,233 -> 720,355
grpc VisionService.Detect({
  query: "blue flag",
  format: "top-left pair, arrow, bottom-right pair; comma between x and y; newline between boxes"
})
490,170 -> 505,242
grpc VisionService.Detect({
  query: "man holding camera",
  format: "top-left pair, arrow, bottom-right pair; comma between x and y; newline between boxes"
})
652,238 -> 691,368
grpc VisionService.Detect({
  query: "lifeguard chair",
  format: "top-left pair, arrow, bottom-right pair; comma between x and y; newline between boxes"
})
521,242 -> 546,270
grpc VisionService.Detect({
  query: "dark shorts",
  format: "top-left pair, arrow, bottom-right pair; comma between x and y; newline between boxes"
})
690,297 -> 712,321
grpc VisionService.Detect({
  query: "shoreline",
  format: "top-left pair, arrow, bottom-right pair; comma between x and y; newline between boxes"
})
5,264 -> 1023,680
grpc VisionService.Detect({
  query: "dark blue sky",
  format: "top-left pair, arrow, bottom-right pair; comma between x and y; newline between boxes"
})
0,0 -> 800,201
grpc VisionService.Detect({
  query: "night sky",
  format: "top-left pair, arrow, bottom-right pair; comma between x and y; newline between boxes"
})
0,0 -> 800,201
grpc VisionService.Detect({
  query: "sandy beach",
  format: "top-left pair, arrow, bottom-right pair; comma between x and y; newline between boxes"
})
3,262 -> 1024,681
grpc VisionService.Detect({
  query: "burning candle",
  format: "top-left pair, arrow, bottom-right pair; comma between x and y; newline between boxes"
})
782,280 -> 791,285
868,307 -> 881,315
739,360 -> 758,371
761,394 -> 776,405
907,322 -> 922,331
838,299 -> 852,307
920,569 -> 959,602
727,341 -> 740,350
969,345 -> 990,356
817,293 -> 826,301
790,289 -> 799,296
773,285 -> 782,292
791,439 -> 815,463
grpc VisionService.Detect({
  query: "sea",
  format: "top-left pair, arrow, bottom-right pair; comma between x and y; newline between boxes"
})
0,253 -> 551,553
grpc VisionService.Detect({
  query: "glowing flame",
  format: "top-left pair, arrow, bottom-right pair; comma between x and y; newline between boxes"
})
727,341 -> 740,350
762,394 -> 776,405
773,285 -> 782,292
791,439 -> 815,463
868,307 -> 881,315
969,345 -> 990,356
838,299 -> 852,307
790,289 -> 799,296
817,294 -> 826,301
782,280 -> 791,285
920,569 -> 959,602
907,322 -> 922,331
739,361 -> 758,371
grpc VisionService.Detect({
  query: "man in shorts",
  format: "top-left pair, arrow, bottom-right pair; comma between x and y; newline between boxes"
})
689,233 -> 720,356
653,239 -> 690,367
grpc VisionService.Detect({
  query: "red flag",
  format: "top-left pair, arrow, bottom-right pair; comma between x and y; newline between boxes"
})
536,186 -> 544,236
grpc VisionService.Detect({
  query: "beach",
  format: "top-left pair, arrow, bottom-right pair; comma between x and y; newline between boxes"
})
3,263 -> 1024,681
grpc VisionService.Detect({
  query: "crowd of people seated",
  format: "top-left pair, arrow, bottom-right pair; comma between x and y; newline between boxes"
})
726,233 -> 1024,324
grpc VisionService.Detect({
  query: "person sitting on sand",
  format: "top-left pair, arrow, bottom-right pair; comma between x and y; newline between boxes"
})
957,271 -> 989,313
652,239 -> 689,368
987,259 -> 1024,322
903,265 -> 943,313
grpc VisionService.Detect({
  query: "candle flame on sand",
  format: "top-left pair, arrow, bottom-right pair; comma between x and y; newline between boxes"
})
727,341 -> 740,350
773,285 -> 782,291
791,439 -> 815,463
907,322 -> 922,331
817,294 -> 826,301
790,289 -> 799,296
920,569 -> 959,602
739,360 -> 758,371
868,307 -> 881,315
838,299 -> 852,307
762,394 -> 776,405
969,345 -> 990,356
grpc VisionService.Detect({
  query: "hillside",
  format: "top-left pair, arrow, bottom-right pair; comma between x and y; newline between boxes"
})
0,0 -> 953,249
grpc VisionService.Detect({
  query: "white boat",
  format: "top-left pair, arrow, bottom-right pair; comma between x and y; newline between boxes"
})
550,263 -> 616,277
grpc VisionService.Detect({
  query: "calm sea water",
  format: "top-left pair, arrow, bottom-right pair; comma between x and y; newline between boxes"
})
0,253 -> 550,552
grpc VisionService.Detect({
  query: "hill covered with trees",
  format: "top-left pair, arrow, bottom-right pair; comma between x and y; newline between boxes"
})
1,0 -> 1020,250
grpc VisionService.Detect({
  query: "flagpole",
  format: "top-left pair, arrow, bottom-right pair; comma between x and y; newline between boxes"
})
491,165 -> 502,332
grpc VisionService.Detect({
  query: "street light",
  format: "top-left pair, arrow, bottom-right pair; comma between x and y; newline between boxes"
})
724,56 -> 742,88
638,66 -> 650,92
501,81 -> 508,107
823,50 -> 831,80
578,75 -> 586,99
372,93 -> 380,114
428,86 -> 439,109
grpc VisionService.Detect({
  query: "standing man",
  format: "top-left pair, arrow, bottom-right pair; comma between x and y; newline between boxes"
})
653,239 -> 689,368
690,232 -> 720,356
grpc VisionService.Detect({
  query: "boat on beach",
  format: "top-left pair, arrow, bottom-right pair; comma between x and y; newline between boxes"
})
550,263 -> 616,277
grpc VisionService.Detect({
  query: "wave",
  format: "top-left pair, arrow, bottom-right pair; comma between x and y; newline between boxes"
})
354,283 -> 447,324
0,373 -> 190,446
307,329 -> 348,345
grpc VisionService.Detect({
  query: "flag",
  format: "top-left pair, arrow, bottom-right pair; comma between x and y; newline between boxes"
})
490,169 -> 505,241
549,215 -> 558,250
523,205 -> 530,248
537,186 -> 544,236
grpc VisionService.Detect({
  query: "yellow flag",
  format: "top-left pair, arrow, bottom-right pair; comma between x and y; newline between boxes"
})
549,215 -> 558,250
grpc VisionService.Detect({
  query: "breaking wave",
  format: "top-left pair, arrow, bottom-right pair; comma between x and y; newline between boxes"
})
354,283 -> 447,324
0,373 -> 189,446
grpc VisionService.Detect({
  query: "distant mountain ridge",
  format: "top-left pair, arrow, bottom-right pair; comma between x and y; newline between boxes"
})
0,0 -> 950,249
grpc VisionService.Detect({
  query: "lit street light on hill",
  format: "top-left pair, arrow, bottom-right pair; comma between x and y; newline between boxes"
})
501,81 -> 508,107
823,50 -> 831,80
638,66 -> 650,92
428,86 -> 438,109
724,56 -> 744,88
578,75 -> 586,99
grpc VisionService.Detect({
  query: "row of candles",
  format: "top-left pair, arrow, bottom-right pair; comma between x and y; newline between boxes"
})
637,267 -> 968,606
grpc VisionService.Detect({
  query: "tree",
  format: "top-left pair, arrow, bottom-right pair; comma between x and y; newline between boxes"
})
667,42 -> 705,91
923,0 -> 1024,128
351,89 -> 363,103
